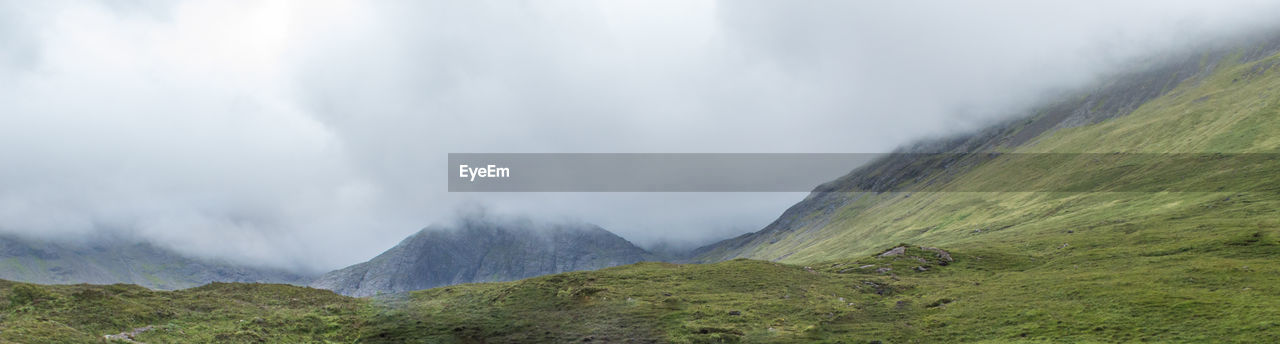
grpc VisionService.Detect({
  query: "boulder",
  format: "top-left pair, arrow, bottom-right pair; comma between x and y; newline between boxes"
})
878,246 -> 906,258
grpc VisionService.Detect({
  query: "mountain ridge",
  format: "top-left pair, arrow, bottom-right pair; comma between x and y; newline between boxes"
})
689,33 -> 1280,264
0,233 -> 310,290
310,216 -> 658,297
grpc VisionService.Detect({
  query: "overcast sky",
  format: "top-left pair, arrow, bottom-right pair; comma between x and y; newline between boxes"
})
2,0 -> 1278,272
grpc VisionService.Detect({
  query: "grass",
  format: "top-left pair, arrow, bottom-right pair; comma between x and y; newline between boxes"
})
3,30 -> 1280,344
697,44 -> 1280,265
5,230 -> 1277,342
0,281 -> 365,343
349,195 -> 1280,343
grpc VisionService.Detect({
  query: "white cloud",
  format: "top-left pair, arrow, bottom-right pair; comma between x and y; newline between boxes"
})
1,0 -> 1277,271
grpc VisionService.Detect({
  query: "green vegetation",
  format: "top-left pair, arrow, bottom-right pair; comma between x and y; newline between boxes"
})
362,42 -> 1280,343
3,32 -> 1280,344
696,48 -> 1280,265
5,233 -> 1277,342
0,281 -> 365,343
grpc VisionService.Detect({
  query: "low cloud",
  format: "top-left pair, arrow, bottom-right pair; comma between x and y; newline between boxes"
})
1,0 -> 1277,271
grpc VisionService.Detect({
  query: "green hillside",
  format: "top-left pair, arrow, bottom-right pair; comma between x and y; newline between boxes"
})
3,37 -> 1280,344
692,39 -> 1280,265
0,280 -> 365,343
3,236 -> 1277,342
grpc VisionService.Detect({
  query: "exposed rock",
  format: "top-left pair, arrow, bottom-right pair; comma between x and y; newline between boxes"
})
104,325 -> 153,343
875,267 -> 892,274
728,310 -> 742,316
878,246 -> 906,258
862,280 -> 895,296
914,266 -> 929,272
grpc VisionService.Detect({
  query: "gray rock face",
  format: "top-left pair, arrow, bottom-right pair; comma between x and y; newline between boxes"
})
310,217 -> 656,297
878,247 -> 906,258
0,233 -> 310,289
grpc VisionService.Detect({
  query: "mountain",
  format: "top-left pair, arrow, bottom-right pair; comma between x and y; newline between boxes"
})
310,216 -> 657,296
0,233 -> 309,290
6,32 -> 1280,344
690,33 -> 1280,264
332,32 -> 1277,342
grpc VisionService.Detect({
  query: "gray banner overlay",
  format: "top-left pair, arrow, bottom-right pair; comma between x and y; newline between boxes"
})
447,153 -> 1280,192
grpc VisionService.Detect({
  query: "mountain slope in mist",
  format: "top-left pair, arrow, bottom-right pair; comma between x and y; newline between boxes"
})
316,30 -> 1280,342
347,31 -> 1280,342
310,216 -> 657,297
691,33 -> 1280,264
0,234 -> 309,290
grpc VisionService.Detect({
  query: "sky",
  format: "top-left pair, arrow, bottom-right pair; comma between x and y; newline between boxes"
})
1,0 -> 1278,272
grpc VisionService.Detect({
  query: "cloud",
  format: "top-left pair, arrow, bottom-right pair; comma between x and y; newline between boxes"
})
1,0 -> 1277,271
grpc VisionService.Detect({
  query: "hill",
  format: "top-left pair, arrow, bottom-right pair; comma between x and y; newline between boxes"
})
691,34 -> 1280,264
4,240 -> 1275,342
0,279 -> 363,343
337,31 -> 1280,342
0,233 -> 309,290
310,216 -> 658,297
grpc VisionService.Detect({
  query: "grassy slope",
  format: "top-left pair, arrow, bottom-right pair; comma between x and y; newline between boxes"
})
2,46 -> 1279,344
7,235 -> 1275,343
0,280 -> 366,343
698,49 -> 1280,264
343,45 -> 1280,342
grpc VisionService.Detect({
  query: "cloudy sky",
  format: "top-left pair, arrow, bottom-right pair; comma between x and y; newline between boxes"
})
2,0 -> 1278,272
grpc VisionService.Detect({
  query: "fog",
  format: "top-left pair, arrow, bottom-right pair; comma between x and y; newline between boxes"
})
1,0 -> 1277,272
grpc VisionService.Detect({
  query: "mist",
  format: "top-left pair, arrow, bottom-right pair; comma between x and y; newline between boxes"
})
1,0 -> 1278,272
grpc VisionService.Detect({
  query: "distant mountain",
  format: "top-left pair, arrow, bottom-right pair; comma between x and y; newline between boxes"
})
310,216 -> 657,297
0,233 -> 310,289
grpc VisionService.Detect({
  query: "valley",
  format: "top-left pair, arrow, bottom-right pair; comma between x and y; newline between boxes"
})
2,7 -> 1279,344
